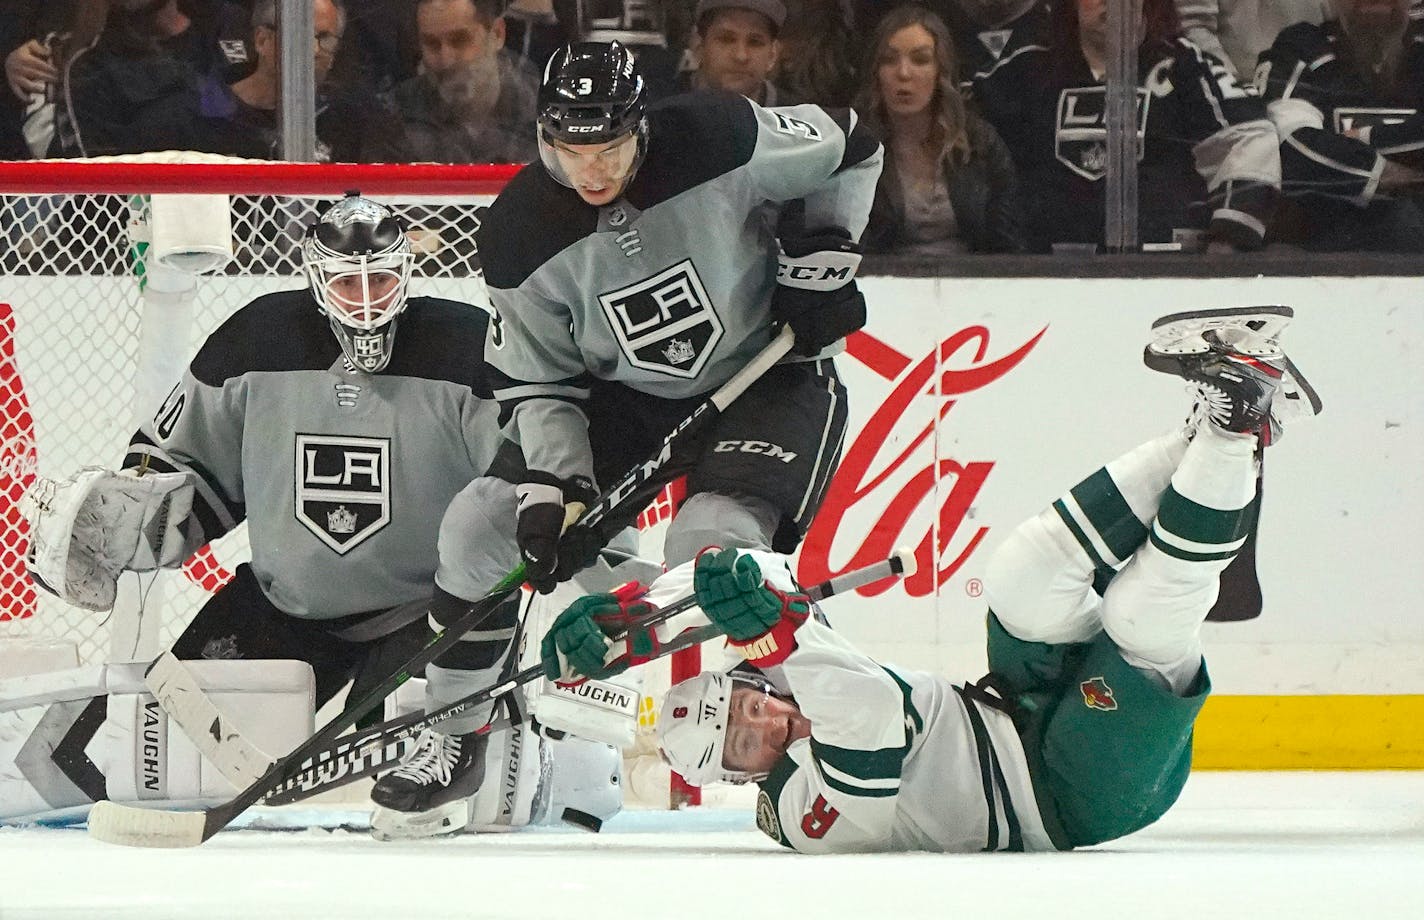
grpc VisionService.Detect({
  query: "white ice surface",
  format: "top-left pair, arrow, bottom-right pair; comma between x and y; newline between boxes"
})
2,772 -> 1422,920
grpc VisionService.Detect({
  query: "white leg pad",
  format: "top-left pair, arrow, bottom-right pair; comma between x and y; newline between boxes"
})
1,660 -> 312,822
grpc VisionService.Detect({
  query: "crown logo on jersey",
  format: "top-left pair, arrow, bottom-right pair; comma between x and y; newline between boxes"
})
1081,143 -> 1107,174
328,505 -> 358,534
662,338 -> 696,365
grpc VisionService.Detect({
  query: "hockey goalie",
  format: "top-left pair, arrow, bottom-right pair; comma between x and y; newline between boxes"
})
1,194 -> 624,832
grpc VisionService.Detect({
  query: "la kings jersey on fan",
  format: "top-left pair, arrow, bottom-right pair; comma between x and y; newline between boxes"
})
126,291 -> 500,619
475,92 -> 881,484
972,18 -> 1280,250
1256,18 -> 1424,199
751,618 -> 1054,853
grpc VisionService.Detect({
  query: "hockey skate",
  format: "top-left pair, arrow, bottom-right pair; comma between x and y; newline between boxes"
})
1146,307 -> 1322,442
1146,306 -> 1323,432
369,729 -> 488,841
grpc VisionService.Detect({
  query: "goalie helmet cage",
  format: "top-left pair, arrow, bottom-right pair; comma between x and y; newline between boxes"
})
0,156 -> 699,807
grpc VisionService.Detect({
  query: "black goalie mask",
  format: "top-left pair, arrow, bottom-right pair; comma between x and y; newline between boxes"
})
537,41 -> 650,193
302,194 -> 414,374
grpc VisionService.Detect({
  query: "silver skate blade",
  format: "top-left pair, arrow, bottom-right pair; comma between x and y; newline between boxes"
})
1274,354 -> 1324,420
1150,306 -> 1294,356
369,798 -> 472,842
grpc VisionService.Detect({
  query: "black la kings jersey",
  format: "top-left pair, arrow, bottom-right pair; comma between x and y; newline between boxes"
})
125,292 -> 501,620
1256,18 -> 1424,202
973,21 -> 1280,250
475,91 -> 882,485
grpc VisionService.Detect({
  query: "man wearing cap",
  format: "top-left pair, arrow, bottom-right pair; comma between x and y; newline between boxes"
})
687,0 -> 798,106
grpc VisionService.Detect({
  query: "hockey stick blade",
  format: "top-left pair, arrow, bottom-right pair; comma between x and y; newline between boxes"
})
88,800 -> 211,848
87,328 -> 796,848
265,549 -> 915,804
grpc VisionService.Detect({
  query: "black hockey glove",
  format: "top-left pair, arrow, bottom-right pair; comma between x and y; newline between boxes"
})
771,228 -> 866,356
515,473 -> 599,594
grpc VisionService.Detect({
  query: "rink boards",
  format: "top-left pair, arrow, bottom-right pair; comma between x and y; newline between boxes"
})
2,271 -> 1421,767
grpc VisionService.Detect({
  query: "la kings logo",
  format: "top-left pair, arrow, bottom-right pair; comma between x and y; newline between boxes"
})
598,260 -> 723,379
294,434 -> 391,554
1054,85 -> 1150,180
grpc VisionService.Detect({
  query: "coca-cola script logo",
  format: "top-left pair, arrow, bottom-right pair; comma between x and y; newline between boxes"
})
797,325 -> 1047,597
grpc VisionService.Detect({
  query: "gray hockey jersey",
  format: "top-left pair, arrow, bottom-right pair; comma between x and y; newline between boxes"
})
754,619 -> 1056,854
125,291 -> 501,619
475,91 -> 883,485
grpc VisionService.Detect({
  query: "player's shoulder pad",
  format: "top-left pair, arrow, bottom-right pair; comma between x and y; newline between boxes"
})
476,161 -> 599,291
190,288 -> 336,386
381,297 -> 493,395
628,92 -> 759,205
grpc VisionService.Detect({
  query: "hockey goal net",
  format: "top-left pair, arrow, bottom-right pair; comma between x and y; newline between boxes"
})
0,156 -> 700,805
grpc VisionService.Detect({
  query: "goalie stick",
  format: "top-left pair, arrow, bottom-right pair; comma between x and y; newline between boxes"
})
265,547 -> 919,805
88,326 -> 795,849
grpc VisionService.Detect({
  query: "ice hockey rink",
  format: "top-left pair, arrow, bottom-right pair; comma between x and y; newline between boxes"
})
2,772 -> 1421,920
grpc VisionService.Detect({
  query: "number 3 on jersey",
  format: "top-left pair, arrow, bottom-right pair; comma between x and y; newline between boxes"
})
801,795 -> 839,838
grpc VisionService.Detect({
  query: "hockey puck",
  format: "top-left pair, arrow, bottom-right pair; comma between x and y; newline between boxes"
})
561,808 -> 603,833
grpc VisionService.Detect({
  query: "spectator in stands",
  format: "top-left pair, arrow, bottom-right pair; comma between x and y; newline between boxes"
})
2,0 -> 79,159
195,0 -> 393,161
47,0 -> 207,157
775,0 -> 858,105
972,0 -> 1281,253
1174,0 -> 1329,77
854,0 -> 1046,85
327,0 -> 422,98
375,0 -> 538,164
1256,0 -> 1423,251
854,4 -> 1024,254
681,0 -> 798,105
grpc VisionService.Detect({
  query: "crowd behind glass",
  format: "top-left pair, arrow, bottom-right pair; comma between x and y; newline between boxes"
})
2,0 -> 1421,256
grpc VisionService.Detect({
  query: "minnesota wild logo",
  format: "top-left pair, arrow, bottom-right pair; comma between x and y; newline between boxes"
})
1080,676 -> 1117,711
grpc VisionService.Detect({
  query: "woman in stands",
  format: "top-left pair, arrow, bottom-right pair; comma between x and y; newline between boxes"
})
853,4 -> 1025,255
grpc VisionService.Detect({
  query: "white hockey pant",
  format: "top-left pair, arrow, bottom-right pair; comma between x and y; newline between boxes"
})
987,427 -> 1259,695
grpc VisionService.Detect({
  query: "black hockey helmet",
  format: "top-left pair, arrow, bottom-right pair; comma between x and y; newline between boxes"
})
301,193 -> 415,374
537,42 -> 650,191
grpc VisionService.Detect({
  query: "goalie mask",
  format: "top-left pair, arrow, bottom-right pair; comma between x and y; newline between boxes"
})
302,195 -> 415,374
537,42 -> 649,202
657,670 -> 783,786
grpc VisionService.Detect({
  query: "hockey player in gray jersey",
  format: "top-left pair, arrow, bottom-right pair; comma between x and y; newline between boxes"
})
371,41 -> 883,830
12,196 -> 547,824
639,306 -> 1323,854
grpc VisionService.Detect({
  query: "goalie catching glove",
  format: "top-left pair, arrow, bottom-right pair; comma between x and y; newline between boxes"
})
22,466 -> 201,611
772,228 -> 866,356
540,580 -> 665,683
694,548 -> 810,668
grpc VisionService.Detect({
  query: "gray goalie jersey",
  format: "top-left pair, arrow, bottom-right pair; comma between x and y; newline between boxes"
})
125,291 -> 501,619
475,91 -> 882,484
755,620 -> 1055,854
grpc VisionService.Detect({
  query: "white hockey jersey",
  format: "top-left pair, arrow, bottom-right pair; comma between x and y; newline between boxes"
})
753,620 -> 1057,854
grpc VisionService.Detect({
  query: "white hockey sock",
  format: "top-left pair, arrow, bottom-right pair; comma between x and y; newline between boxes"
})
989,431 -> 1188,645
1103,425 -> 1258,696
